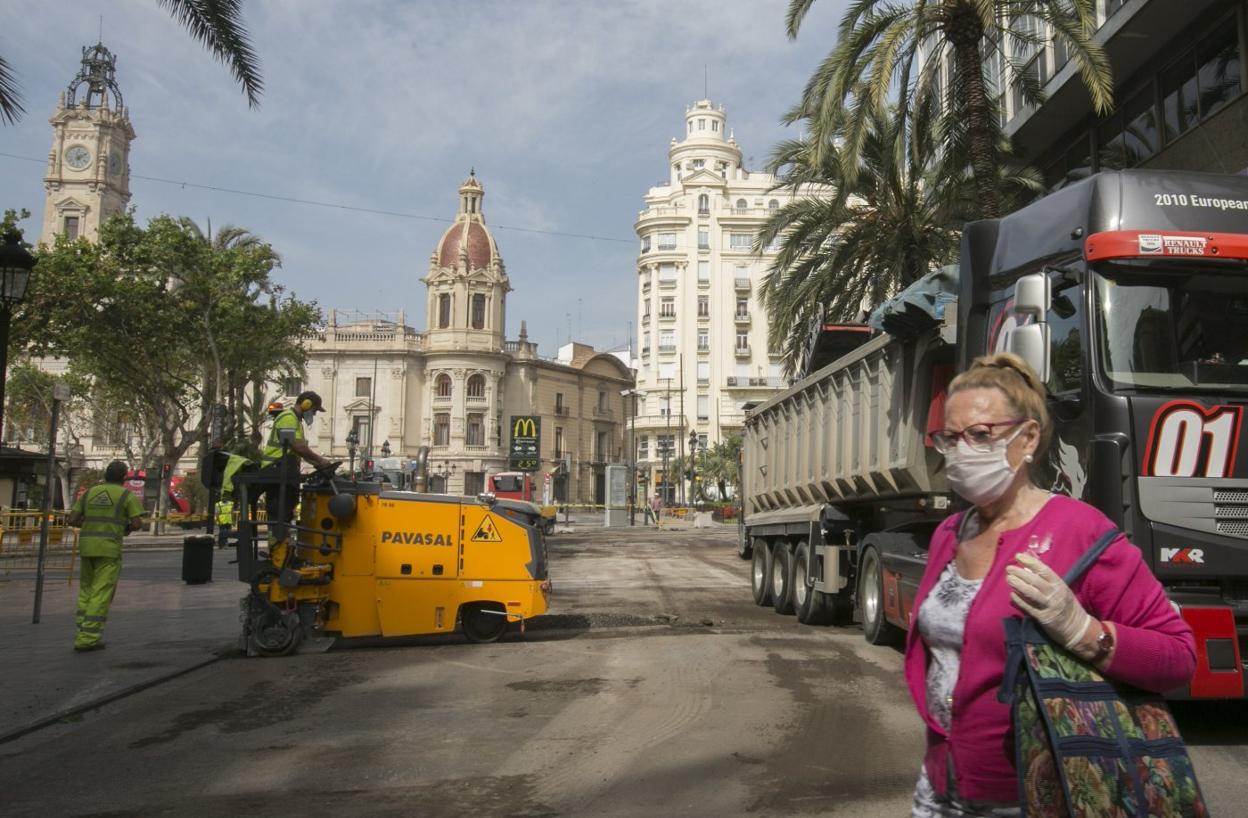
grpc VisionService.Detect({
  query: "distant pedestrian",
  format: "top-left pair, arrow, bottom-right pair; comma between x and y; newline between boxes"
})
66,460 -> 145,652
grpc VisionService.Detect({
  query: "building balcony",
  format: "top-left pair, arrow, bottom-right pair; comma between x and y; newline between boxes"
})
698,278 -> 710,288
697,311 -> 709,322
592,406 -> 614,418
734,312 -> 751,324
553,405 -> 570,417
659,311 -> 676,321
658,344 -> 677,354
641,347 -> 651,356
658,278 -> 678,289
735,345 -> 751,357
734,277 -> 751,290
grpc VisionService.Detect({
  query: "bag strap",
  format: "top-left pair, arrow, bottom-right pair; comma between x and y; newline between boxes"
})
1062,527 -> 1120,586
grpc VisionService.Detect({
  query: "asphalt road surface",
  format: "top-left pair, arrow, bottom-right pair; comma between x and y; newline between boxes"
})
2,526 -> 1244,817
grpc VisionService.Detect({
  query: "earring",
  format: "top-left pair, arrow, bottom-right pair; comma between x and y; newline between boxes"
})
1024,454 -> 1034,463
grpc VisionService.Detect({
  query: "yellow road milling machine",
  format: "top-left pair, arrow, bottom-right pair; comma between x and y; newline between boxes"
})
218,445 -> 551,657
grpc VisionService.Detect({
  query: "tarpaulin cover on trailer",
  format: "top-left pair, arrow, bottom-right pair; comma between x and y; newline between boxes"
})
867,265 -> 958,337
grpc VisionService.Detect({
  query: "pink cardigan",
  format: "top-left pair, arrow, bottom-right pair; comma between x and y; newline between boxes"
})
903,494 -> 1197,803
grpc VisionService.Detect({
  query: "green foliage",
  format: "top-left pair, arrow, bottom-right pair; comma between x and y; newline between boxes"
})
784,0 -> 1112,218
697,432 -> 742,500
2,207 -> 31,235
178,470 -> 209,513
13,212 -> 319,504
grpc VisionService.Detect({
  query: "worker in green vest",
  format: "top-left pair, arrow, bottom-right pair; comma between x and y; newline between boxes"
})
66,460 -> 145,652
258,391 -> 331,530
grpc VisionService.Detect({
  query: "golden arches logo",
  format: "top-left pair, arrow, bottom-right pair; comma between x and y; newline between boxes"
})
513,417 -> 537,438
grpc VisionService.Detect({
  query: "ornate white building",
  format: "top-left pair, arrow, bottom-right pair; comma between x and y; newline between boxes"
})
632,99 -> 823,501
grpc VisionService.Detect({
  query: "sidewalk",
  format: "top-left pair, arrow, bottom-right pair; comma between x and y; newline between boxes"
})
0,548 -> 242,740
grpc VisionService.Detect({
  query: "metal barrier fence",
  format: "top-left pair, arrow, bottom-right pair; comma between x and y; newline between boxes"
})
0,511 -> 79,581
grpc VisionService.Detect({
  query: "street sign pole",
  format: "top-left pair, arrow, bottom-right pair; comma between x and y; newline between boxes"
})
32,383 -> 70,624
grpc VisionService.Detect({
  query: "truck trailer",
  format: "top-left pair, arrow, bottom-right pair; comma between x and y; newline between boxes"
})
740,169 -> 1248,699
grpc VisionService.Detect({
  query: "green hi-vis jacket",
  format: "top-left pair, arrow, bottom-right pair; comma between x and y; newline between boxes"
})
71,483 -> 145,559
261,408 -> 303,466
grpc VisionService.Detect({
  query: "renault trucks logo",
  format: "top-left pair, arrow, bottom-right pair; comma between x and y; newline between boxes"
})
509,415 -> 540,471
1137,233 -> 1209,256
1161,547 -> 1205,565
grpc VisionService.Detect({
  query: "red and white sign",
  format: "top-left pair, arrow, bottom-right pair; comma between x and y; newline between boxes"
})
1087,230 -> 1248,261
1141,401 -> 1242,478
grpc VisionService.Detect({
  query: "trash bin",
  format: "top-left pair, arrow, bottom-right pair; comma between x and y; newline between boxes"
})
182,534 -> 215,584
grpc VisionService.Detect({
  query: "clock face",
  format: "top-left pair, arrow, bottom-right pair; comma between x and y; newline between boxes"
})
107,153 -> 123,176
64,145 -> 91,170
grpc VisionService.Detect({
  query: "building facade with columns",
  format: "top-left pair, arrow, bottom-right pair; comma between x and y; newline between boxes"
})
24,43 -> 632,506
632,99 -> 825,502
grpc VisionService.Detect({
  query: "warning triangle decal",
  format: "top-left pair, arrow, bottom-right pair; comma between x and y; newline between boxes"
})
89,491 -> 115,507
471,514 -> 504,543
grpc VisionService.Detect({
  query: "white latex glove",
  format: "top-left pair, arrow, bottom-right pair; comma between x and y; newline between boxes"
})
1005,552 -> 1094,651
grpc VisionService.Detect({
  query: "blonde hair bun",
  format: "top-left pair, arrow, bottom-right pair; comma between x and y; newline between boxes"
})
948,352 -> 1052,456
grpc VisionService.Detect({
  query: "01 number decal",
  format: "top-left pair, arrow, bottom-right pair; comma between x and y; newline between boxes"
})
1142,401 -> 1242,478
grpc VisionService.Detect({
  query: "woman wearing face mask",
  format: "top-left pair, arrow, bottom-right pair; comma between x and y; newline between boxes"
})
906,352 -> 1196,818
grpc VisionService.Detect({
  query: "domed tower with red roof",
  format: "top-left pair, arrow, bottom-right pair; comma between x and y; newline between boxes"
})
423,171 -> 511,352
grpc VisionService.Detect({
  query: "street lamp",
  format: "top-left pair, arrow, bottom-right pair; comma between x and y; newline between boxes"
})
0,231 -> 35,440
688,429 -> 699,505
346,429 -> 359,476
434,460 -> 457,493
380,439 -> 391,458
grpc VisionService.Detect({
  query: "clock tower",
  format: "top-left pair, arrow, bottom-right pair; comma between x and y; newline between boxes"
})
39,42 -> 135,247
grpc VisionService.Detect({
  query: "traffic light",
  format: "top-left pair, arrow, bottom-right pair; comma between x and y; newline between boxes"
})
364,459 -> 375,473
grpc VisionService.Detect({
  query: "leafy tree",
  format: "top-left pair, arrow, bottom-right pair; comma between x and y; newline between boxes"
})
784,0 -> 1112,218
1,0 -> 261,125
699,432 -> 742,502
758,97 -> 1039,376
15,212 -> 318,529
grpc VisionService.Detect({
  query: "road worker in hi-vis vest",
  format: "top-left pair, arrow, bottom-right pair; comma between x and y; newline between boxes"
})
258,391 -> 331,533
66,460 -> 145,652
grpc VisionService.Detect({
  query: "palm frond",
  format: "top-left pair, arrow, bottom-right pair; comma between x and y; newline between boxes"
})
158,0 -> 263,107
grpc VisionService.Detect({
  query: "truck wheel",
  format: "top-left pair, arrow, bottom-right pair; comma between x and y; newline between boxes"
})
462,603 -> 508,643
750,540 -> 772,606
771,540 -> 795,615
859,546 -> 902,645
736,528 -> 752,560
793,540 -> 828,625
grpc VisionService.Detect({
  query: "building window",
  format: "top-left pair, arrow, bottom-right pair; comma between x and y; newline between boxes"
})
736,331 -> 750,350
697,361 -> 709,383
658,233 -> 677,250
466,413 -> 484,446
698,295 -> 709,317
438,293 -> 451,328
554,427 -> 564,458
433,413 -> 450,446
736,298 -> 749,319
697,193 -> 709,214
698,261 -> 709,281
63,215 -> 79,240
555,392 -> 565,414
659,263 -> 677,283
697,395 -> 709,421
467,374 -> 485,398
355,377 -> 372,398
659,396 -> 671,417
637,434 -> 648,459
660,296 -> 675,317
659,329 -> 675,352
735,198 -> 747,211
698,118 -> 706,130
698,229 -> 709,249
282,377 -> 302,396
641,235 -> 651,253
435,373 -> 452,398
711,119 -> 718,132
659,361 -> 676,381
595,431 -> 609,462
729,233 -> 752,250
464,471 -> 485,496
470,293 -> 486,329
697,329 -> 709,350
768,199 -> 779,211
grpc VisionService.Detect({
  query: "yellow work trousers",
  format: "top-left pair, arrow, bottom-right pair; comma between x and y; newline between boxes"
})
75,556 -> 121,648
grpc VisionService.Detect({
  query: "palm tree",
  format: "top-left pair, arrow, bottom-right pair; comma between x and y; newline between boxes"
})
757,97 -> 1038,376
784,0 -> 1112,218
1,0 -> 261,125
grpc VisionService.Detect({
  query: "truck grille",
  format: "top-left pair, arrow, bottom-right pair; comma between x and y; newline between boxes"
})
1214,490 -> 1248,538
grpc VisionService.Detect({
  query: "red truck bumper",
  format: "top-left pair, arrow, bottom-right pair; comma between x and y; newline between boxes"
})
1179,606 -> 1244,699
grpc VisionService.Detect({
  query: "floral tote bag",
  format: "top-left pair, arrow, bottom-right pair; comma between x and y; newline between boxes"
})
999,529 -> 1209,818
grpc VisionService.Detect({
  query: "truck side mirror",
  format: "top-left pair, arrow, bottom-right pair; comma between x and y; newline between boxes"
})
1006,323 -> 1051,383
1014,273 -> 1051,317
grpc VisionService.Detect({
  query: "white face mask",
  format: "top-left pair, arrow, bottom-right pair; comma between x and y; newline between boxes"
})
943,426 -> 1025,507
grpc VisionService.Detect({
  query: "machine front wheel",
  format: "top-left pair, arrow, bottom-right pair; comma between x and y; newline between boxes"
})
462,603 -> 509,643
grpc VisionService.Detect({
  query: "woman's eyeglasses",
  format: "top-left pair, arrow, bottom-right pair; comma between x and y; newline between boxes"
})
929,418 -> 1027,454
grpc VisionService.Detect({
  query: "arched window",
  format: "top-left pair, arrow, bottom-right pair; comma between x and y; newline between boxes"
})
736,198 -> 747,210
768,199 -> 780,212
435,374 -> 452,398
697,194 -> 709,214
467,374 -> 485,398
470,293 -> 486,329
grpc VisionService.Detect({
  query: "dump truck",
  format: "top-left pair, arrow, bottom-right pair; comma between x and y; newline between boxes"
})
740,169 -> 1248,699
219,447 -> 551,656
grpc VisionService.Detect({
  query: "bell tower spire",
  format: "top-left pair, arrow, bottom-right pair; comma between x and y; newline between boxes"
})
39,41 -> 135,246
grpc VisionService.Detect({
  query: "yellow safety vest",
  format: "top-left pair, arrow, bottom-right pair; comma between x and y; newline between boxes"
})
261,409 -> 303,466
72,484 -> 144,559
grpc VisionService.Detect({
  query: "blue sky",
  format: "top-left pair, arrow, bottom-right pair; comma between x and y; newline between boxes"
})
0,0 -> 843,355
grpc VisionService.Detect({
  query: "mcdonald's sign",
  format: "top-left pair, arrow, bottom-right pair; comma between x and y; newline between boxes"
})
509,415 -> 541,471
